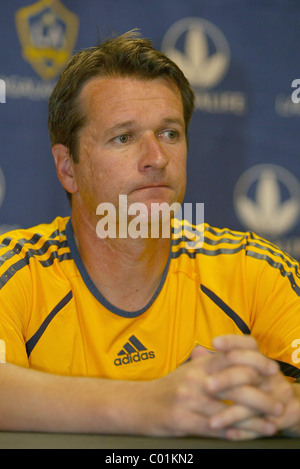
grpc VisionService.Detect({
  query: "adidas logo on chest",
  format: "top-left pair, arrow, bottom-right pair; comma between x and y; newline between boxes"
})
114,335 -> 155,366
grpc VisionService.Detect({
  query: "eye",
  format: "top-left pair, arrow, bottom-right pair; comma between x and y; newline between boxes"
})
160,129 -> 179,141
113,134 -> 132,144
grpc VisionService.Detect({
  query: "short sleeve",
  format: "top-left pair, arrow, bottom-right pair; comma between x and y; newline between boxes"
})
0,238 -> 31,368
245,235 -> 300,379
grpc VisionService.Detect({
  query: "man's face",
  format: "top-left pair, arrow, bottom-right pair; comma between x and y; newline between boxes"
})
72,75 -> 188,224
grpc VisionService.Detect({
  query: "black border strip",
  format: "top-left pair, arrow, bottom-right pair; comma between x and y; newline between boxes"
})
201,284 -> 251,334
276,360 -> 300,380
25,291 -> 73,358
65,219 -> 171,318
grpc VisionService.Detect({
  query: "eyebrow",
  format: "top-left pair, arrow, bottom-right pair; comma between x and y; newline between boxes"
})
103,120 -> 137,139
103,117 -> 185,139
161,117 -> 185,128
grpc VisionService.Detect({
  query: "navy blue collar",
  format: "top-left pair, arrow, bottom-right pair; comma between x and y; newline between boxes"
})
65,219 -> 172,318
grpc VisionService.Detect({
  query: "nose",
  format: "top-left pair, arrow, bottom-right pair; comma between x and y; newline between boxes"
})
138,133 -> 169,172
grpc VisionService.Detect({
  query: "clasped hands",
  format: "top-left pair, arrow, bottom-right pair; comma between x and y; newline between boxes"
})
161,335 -> 300,440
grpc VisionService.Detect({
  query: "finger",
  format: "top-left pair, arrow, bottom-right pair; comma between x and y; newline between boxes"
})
190,345 -> 213,359
191,393 -> 227,417
176,410 -> 228,439
178,375 -> 229,417
224,420 -> 277,441
209,404 -> 277,437
212,335 -> 279,376
233,417 -> 278,437
189,347 -> 232,375
210,404 -> 255,430
205,365 -> 260,394
225,428 -> 263,441
225,349 -> 279,376
219,384 -> 284,417
212,335 -> 259,352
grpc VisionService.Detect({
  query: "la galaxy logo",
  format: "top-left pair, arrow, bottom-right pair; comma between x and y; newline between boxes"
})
15,0 -> 79,81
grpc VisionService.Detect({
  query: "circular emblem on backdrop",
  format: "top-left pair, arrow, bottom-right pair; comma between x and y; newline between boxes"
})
161,17 -> 231,89
233,164 -> 300,238
0,167 -> 6,208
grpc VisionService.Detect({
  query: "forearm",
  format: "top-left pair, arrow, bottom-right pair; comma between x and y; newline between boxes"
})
0,359 -> 233,438
0,363 -> 154,434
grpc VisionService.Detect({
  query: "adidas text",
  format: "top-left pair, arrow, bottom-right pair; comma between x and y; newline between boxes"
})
114,351 -> 155,366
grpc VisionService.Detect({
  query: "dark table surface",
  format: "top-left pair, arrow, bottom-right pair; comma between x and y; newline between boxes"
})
0,432 -> 299,449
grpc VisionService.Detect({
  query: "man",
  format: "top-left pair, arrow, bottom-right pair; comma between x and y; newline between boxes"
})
0,30 -> 300,440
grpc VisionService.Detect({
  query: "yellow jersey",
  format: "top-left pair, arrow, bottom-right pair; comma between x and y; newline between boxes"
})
0,216 -> 300,381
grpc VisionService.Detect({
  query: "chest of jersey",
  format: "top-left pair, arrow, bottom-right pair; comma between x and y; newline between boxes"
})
27,268 -> 244,379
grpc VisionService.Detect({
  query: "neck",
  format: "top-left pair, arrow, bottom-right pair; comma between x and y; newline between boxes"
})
70,209 -> 171,312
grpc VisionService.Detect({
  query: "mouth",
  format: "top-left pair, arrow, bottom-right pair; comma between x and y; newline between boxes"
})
132,184 -> 170,193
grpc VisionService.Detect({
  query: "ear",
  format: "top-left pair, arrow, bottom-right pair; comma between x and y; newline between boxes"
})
52,144 -> 78,195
